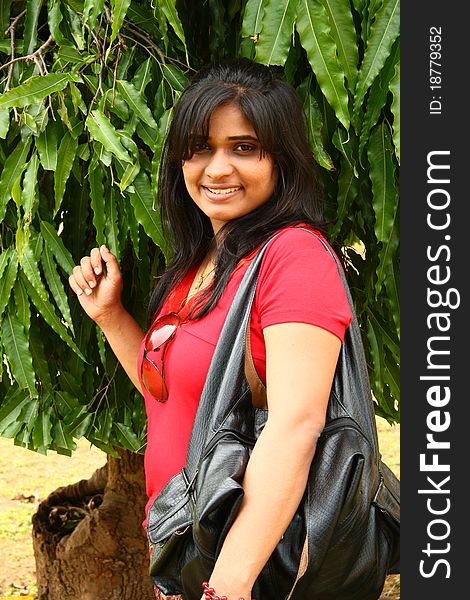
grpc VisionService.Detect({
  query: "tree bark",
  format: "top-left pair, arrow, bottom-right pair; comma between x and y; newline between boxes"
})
32,449 -> 154,600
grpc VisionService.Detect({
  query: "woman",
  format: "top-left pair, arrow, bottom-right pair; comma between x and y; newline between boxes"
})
69,58 -> 352,600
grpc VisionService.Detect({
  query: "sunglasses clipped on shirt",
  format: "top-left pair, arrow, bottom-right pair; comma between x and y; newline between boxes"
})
141,312 -> 181,402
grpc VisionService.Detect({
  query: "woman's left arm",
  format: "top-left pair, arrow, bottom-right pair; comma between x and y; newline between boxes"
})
204,322 -> 341,600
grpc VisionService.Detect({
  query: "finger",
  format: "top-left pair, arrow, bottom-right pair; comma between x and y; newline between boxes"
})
80,256 -> 97,290
69,274 -> 84,297
90,247 -> 103,276
100,245 -> 121,282
71,265 -> 93,296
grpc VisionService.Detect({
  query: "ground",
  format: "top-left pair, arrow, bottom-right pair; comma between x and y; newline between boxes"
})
0,418 -> 400,599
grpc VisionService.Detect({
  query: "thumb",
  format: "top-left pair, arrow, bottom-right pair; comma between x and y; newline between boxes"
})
100,245 -> 121,282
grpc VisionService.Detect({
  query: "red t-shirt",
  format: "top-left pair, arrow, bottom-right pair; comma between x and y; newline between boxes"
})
137,227 -> 352,522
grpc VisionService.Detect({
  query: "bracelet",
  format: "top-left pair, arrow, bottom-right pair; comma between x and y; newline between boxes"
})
202,581 -> 247,600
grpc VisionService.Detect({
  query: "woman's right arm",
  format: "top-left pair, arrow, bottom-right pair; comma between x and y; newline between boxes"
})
68,245 -> 145,391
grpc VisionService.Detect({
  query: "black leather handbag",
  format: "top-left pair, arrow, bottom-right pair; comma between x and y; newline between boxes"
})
147,231 -> 400,600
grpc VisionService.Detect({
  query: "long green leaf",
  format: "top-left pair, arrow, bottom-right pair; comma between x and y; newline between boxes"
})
110,0 -> 132,44
29,323 -> 53,389
389,60 -> 400,164
359,38 -> 399,158
0,248 -> 11,283
241,0 -> 266,44
21,152 -> 39,221
296,0 -> 350,129
368,122 -> 396,243
41,244 -> 74,333
0,74 -> 79,109
0,389 -> 30,435
0,0 -> 12,36
304,92 -> 334,170
20,272 -> 86,362
35,121 -> 58,171
40,221 -> 76,274
332,159 -> 360,237
104,188 -> 120,260
319,0 -> 358,91
2,312 -> 38,397
0,108 -> 9,139
47,0 -> 64,43
54,131 -> 78,216
23,0 -> 43,55
128,172 -> 170,259
20,244 -> 49,303
158,0 -> 189,62
83,0 -> 105,32
255,0 -> 297,65
353,0 -> 400,123
13,279 -> 31,336
0,248 -> 18,319
113,422 -> 142,452
32,406 -> 53,454
0,138 -> 32,221
86,109 -> 132,163
89,162 -> 106,247
116,80 -> 158,129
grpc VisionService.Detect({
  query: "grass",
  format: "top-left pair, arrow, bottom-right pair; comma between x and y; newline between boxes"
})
0,417 -> 399,598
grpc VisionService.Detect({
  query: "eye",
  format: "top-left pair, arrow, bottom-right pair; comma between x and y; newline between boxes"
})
192,142 -> 210,154
235,143 -> 257,153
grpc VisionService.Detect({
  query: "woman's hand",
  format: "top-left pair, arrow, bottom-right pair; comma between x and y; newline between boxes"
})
68,245 -> 123,327
199,580 -> 253,600
69,244 -> 145,391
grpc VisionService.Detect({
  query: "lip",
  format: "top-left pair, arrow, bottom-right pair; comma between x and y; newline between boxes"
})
201,185 -> 243,200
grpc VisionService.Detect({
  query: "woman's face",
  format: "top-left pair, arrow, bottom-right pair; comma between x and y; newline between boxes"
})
182,103 -> 277,234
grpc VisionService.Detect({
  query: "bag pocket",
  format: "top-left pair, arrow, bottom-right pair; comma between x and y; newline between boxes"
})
372,461 -> 400,573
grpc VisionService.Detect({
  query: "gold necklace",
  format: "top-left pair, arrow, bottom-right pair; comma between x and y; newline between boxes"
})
194,264 -> 215,290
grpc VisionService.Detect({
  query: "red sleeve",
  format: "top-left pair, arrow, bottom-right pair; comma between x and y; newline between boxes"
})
253,227 -> 352,341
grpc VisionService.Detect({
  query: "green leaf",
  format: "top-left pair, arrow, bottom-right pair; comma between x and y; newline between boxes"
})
35,120 -> 58,170
113,422 -> 142,452
95,408 -> 114,444
0,74 -> 79,110
0,108 -> 10,139
0,248 -> 19,319
241,0 -> 266,44
119,161 -> 140,193
104,188 -> 120,260
20,272 -> 86,362
83,0 -> 105,33
158,0 -> 189,62
110,0 -> 132,45
64,406 -> 93,438
255,0 -> 297,65
13,277 -> 31,337
52,420 -> 76,454
367,307 -> 399,360
332,159 -> 360,237
116,80 -> 158,129
0,389 -> 30,436
54,131 -> 78,216
368,122 -> 398,294
389,60 -> 400,164
62,3 -> 85,50
353,0 -> 400,124
2,311 -> 38,397
161,64 -> 189,93
319,0 -> 358,91
23,0 -> 43,55
32,406 -> 53,454
384,241 -> 400,337
0,137 -> 32,221
54,390 -> 79,416
21,151 -> 39,222
303,92 -> 334,171
0,247 -> 11,281
20,243 -> 49,303
85,109 -> 132,163
296,0 -> 350,129
0,0 -> 12,36
41,244 -> 74,334
48,0 -> 64,43
358,38 -> 399,158
128,172 -> 170,259
89,162 -> 106,247
40,220 -> 76,274
29,323 -> 53,389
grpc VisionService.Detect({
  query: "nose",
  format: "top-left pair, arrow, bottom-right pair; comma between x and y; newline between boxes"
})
204,149 -> 234,180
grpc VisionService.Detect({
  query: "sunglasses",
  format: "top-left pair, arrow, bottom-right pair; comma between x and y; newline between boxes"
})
141,312 -> 181,402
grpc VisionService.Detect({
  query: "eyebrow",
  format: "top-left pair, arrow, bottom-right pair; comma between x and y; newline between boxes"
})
226,135 -> 259,141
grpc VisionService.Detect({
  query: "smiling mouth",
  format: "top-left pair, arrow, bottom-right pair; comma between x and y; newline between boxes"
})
203,186 -> 242,195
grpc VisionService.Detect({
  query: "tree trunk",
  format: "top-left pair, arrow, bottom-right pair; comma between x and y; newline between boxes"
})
32,449 -> 154,600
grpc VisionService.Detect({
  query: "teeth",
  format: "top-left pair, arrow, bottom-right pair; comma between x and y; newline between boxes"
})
206,187 -> 240,195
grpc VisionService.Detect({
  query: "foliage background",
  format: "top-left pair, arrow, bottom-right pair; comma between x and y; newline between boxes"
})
0,0 -> 400,456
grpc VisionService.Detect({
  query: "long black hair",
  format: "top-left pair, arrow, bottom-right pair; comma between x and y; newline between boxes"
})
147,57 -> 327,323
